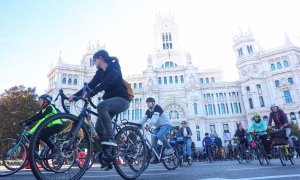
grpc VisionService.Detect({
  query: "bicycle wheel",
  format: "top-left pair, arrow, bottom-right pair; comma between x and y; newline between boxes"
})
0,137 -> 27,177
288,148 -> 295,165
278,147 -> 287,166
208,148 -> 212,163
29,113 -> 92,180
142,146 -> 151,171
236,147 -> 243,164
257,144 -> 265,165
162,146 -> 179,170
114,126 -> 147,179
78,150 -> 94,169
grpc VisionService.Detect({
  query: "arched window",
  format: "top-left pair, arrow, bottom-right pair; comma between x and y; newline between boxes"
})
275,80 -> 280,87
256,84 -> 261,92
248,98 -> 254,109
180,76 -> 184,83
259,96 -> 265,107
283,90 -> 292,103
175,76 -> 178,84
246,86 -> 250,92
271,64 -> 275,70
169,110 -> 179,119
164,77 -> 167,84
233,103 -> 238,113
288,77 -> 294,85
158,77 -> 162,85
68,78 -> 72,85
73,79 -> 77,85
277,62 -> 282,69
169,76 -> 173,84
62,78 -> 66,84
205,105 -> 208,115
134,83 -> 137,89
194,103 -> 198,115
283,60 -> 289,67
196,125 -> 199,129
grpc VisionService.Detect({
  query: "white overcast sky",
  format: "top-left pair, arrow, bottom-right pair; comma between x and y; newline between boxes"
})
0,0 -> 299,95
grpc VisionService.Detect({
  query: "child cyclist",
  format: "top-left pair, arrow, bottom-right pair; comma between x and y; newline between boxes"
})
20,94 -> 63,158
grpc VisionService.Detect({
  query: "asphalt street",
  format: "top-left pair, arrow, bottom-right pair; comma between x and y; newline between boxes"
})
3,159 -> 300,180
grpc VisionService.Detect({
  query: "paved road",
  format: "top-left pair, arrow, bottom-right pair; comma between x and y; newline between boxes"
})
3,159 -> 300,180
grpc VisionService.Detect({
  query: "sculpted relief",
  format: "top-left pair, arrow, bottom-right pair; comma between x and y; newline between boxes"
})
164,103 -> 186,119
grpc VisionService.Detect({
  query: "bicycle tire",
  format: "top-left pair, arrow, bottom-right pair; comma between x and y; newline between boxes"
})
78,150 -> 94,169
278,146 -> 287,166
162,146 -> 179,170
289,148 -> 295,165
114,126 -> 147,179
29,113 -> 92,180
257,144 -> 265,165
0,138 -> 27,177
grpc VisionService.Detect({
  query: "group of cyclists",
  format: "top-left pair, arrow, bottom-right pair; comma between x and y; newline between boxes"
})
1,49 -> 296,179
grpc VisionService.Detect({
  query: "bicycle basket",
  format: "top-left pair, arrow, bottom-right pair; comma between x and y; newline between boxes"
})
272,137 -> 288,146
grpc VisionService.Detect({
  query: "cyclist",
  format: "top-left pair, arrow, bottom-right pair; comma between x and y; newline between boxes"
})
20,94 -> 63,158
179,121 -> 193,160
268,104 -> 293,148
214,133 -> 223,156
140,97 -> 174,164
69,50 -> 131,147
202,133 -> 213,157
234,123 -> 249,150
248,112 -> 271,158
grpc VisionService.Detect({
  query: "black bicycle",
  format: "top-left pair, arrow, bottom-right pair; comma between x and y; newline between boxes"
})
28,83 -> 147,180
252,132 -> 270,165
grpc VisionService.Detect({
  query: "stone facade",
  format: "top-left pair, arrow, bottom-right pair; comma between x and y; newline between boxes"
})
47,13 -> 300,148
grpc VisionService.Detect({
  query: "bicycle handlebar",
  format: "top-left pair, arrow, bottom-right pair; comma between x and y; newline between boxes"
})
54,82 -> 97,113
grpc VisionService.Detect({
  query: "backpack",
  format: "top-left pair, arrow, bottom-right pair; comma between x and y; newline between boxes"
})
123,79 -> 134,101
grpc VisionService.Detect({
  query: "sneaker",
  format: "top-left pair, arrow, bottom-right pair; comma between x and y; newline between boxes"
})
187,156 -> 192,160
101,139 -> 117,147
164,148 -> 175,156
149,157 -> 159,164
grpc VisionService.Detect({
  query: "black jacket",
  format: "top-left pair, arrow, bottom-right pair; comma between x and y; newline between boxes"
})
234,128 -> 247,140
75,60 -> 130,101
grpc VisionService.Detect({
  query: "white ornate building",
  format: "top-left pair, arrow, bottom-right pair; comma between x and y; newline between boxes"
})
47,13 -> 300,148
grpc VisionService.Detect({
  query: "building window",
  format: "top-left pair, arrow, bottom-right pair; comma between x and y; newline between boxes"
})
68,78 -> 72,85
288,77 -> 294,85
210,125 -> 216,135
223,123 -> 229,133
283,90 -> 292,103
221,104 -> 226,114
211,77 -> 215,83
73,79 -> 77,85
249,98 -> 254,109
271,64 -> 275,71
62,78 -> 66,84
164,77 -> 167,84
139,83 -> 142,88
169,76 -> 173,84
275,80 -> 280,87
194,103 -> 198,115
175,76 -> 178,84
206,78 -> 209,83
135,109 -> 139,120
256,84 -> 261,93
277,62 -> 282,69
180,76 -> 184,83
134,83 -> 137,89
283,60 -> 289,67
246,86 -> 250,93
205,105 -> 208,115
158,77 -> 162,85
169,110 -> 179,119
259,96 -> 265,107
200,78 -> 203,84
196,131 -> 201,141
208,104 -> 213,115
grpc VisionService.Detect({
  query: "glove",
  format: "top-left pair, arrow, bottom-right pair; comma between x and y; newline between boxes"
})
89,90 -> 96,97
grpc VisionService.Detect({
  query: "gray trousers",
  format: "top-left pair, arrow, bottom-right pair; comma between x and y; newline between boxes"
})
95,97 -> 130,140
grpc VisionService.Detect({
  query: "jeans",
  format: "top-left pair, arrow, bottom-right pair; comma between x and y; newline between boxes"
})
151,124 -> 172,158
184,138 -> 192,156
285,127 -> 293,147
39,124 -> 63,149
95,97 -> 130,140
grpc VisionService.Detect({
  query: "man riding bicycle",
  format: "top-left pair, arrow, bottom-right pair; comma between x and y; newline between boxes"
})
20,94 -> 63,158
179,121 -> 192,160
140,97 -> 174,164
234,123 -> 249,150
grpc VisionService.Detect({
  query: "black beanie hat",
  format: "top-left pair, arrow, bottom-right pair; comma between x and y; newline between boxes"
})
93,50 -> 111,64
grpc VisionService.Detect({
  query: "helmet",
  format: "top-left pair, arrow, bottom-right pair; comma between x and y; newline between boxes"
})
146,97 -> 155,103
39,94 -> 53,103
270,104 -> 278,110
253,112 -> 260,118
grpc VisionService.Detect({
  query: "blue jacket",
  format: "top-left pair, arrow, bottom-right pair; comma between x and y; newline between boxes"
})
202,137 -> 213,147
248,119 -> 267,136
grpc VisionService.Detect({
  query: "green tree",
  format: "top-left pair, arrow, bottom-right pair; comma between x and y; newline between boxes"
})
0,85 -> 39,138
